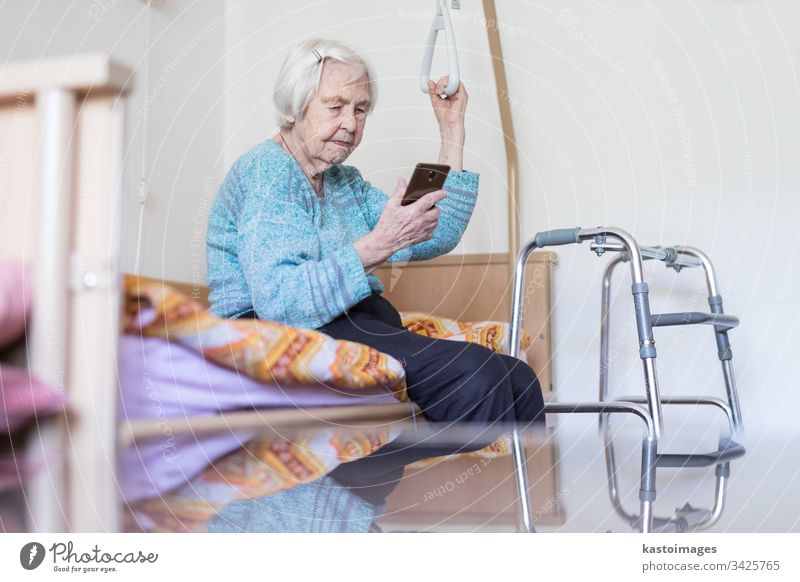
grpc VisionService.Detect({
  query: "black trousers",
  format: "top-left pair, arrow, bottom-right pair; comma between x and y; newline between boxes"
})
315,291 -> 546,505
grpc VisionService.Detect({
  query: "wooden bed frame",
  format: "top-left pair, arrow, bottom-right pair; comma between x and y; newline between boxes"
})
1,12 -> 563,531
1,54 -> 129,532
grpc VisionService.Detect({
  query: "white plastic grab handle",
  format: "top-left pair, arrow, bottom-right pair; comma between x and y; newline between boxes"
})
419,0 -> 460,97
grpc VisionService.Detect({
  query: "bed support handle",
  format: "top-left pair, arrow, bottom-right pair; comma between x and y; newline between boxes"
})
420,0 -> 461,97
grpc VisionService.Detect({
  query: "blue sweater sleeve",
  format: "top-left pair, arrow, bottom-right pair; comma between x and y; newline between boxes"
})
237,188 -> 373,329
356,168 -> 479,262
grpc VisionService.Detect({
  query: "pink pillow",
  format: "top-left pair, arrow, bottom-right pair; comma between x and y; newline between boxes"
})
0,260 -> 32,349
0,365 -> 65,434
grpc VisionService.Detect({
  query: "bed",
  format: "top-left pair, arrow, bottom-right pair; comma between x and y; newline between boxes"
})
0,49 -> 561,532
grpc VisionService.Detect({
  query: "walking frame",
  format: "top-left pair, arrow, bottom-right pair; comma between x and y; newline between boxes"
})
508,227 -> 746,533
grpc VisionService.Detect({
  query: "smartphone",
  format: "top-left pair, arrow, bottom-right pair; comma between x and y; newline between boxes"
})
401,163 -> 450,206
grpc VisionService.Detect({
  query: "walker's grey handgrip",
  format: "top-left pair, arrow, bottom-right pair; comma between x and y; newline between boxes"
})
534,228 -> 581,248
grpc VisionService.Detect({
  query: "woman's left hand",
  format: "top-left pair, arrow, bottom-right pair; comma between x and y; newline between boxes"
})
427,76 -> 467,131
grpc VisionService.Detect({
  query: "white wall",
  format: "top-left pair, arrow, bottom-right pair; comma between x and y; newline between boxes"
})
0,0 -> 227,284
492,0 -> 800,432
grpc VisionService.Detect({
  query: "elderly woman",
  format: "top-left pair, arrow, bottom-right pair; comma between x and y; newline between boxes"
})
205,38 -> 544,530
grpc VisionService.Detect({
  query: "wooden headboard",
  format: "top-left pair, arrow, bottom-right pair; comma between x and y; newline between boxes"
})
374,251 -> 556,394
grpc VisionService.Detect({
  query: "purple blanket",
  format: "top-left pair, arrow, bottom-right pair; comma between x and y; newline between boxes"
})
118,335 -> 395,502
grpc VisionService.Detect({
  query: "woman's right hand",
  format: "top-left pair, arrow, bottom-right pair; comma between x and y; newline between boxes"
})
371,178 -> 445,258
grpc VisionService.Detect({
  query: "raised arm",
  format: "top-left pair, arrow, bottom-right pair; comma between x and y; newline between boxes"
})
350,76 -> 478,262
355,168 -> 479,262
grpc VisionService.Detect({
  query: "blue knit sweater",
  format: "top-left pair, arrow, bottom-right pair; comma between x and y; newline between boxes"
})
206,139 -> 479,329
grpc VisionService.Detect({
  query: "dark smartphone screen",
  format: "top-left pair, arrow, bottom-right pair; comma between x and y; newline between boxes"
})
401,163 -> 450,206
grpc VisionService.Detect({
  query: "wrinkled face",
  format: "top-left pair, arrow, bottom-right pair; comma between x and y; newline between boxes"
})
293,61 -> 372,167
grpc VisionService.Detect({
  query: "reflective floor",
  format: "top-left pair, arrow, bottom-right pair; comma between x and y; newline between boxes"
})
6,404 -> 794,533
373,410 -> 800,533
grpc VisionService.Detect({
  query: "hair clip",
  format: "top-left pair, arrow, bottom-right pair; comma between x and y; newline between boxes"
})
312,49 -> 323,63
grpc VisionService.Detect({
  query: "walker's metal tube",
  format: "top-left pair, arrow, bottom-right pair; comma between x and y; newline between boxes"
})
639,437 -> 658,533
721,360 -> 743,432
674,246 -> 743,432
593,229 -> 664,441
509,237 -> 542,533
602,422 -> 636,524
578,227 -> 646,282
599,256 -> 625,433
595,228 -> 665,441
509,238 -> 539,359
511,426 -> 535,533
674,246 -> 720,297
591,243 -> 701,268
641,358 -> 662,439
591,237 -> 744,534
707,463 -> 730,527
640,500 -> 654,533
600,256 -> 624,403
597,228 -> 664,438
509,230 -> 585,531
615,395 -> 736,437
696,473 -> 728,530
545,401 -> 656,439
541,226 -> 663,439
604,424 -> 733,533
514,227 -> 666,529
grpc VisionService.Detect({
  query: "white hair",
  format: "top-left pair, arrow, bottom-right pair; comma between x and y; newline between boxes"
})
273,38 -> 378,130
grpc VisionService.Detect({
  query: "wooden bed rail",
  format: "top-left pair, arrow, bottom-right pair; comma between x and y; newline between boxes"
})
1,54 -> 132,533
119,403 -> 419,448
